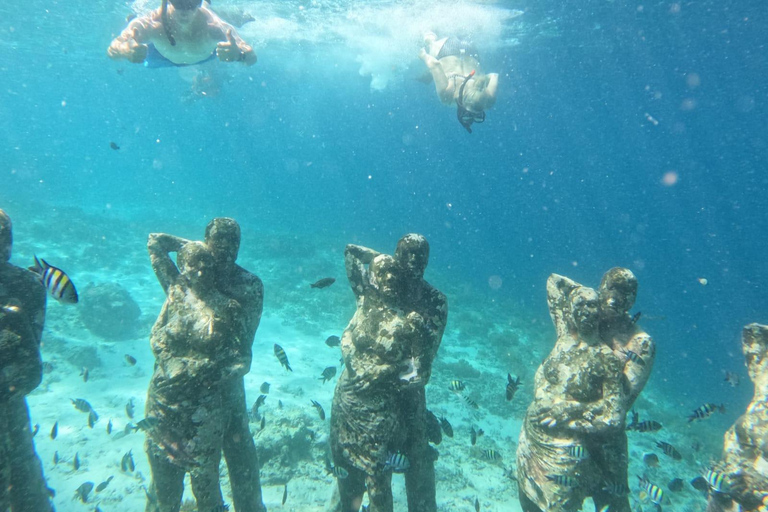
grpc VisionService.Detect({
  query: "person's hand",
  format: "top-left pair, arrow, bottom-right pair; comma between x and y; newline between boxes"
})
127,39 -> 148,64
216,30 -> 245,62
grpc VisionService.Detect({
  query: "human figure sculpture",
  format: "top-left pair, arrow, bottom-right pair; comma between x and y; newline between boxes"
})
144,224 -> 265,512
0,209 -> 55,512
516,269 -> 654,512
330,234 -> 447,512
707,323 -> 768,512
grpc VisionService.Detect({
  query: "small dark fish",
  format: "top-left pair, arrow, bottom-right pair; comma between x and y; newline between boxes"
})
439,416 -> 454,437
319,366 -> 337,383
461,395 -> 479,410
251,394 -> 267,419
110,142 -> 120,151
71,398 -> 93,413
688,403 -> 724,422
706,469 -> 729,493
53,451 -> 59,464
310,277 -> 335,289
31,423 -> 40,437
126,398 -> 135,419
385,452 -> 410,473
628,420 -> 663,432
75,481 -> 94,503
325,335 -> 341,347
136,417 -> 159,431
311,399 -> 326,420
81,367 -> 89,382
259,382 -> 270,394
274,344 -> 292,372
95,476 -> 113,492
506,374 -> 520,401
475,497 -> 480,512
477,428 -> 484,438
88,411 -> 97,428
282,484 -> 288,505
51,421 -> 59,440
691,476 -> 709,492
668,478 -> 684,492
470,426 -> 477,446
638,476 -> 664,504
547,474 -> 579,487
630,312 -> 641,325
622,349 -> 645,367
602,482 -> 629,495
656,441 -> 682,460
121,450 -> 135,472
481,449 -> 501,461
643,453 -> 659,467
568,445 -> 588,460
425,410 -> 442,445
449,380 -> 466,392
259,415 -> 265,431
107,419 -> 113,435
73,452 -> 81,471
29,256 -> 78,304
724,371 -> 740,387
327,464 -> 348,479
125,354 -> 137,366
278,400 -> 283,409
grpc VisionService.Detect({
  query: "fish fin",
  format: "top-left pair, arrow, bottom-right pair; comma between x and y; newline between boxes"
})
29,255 -> 44,274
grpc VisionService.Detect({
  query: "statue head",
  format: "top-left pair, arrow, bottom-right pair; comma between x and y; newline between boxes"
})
0,209 -> 12,263
205,217 -> 241,268
177,241 -> 216,290
569,286 -> 600,341
369,254 -> 401,302
395,233 -> 429,279
598,267 -> 638,321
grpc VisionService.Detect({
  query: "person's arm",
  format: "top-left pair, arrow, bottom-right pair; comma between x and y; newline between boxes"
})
419,49 -> 454,104
483,73 -> 499,109
107,16 -> 160,63
147,233 -> 188,294
210,20 -> 257,66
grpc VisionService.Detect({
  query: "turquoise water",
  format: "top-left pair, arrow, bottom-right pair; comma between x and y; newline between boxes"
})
1,0 -> 766,510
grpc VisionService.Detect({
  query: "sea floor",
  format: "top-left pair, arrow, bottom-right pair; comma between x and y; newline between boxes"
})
8,203 -> 724,512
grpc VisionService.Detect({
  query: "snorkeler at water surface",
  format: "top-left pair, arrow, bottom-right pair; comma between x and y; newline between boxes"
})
419,32 -> 499,133
108,0 -> 257,68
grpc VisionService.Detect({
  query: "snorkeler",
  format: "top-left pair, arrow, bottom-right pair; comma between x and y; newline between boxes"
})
107,0 -> 257,68
418,32 -> 499,133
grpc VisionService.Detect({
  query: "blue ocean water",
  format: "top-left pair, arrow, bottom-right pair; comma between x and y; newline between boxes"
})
1,0 -> 766,509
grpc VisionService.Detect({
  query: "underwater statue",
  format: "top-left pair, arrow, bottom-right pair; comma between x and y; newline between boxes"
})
330,234 -> 447,512
707,323 -> 768,512
144,219 -> 265,512
516,268 -> 654,512
0,209 -> 56,512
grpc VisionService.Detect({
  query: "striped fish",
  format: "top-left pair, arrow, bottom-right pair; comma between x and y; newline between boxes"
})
481,449 -> 502,461
622,349 -> 645,366
546,474 -> 579,487
439,416 -> 453,437
687,403 -> 724,422
461,395 -> 479,410
655,441 -> 682,460
449,380 -> 466,392
627,420 -> 663,432
705,470 -> 729,493
385,452 -> 410,473
29,256 -> 78,303
506,374 -> 520,401
568,445 -> 589,460
638,477 -> 664,504
325,461 -> 349,479
310,399 -> 325,420
274,344 -> 292,372
602,482 -> 629,495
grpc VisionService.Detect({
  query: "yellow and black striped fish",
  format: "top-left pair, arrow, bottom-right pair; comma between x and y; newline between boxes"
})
655,440 -> 682,460
687,403 -> 724,422
546,474 -> 579,487
568,445 -> 589,460
638,477 -> 663,504
274,344 -> 292,372
29,256 -> 78,304
705,469 -> 729,493
481,449 -> 501,461
449,380 -> 466,392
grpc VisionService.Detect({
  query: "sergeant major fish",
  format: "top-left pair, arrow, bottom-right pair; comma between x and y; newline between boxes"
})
74,481 -> 94,503
385,452 -> 410,473
688,403 -> 725,422
29,256 -> 78,304
439,416 -> 453,438
325,335 -> 341,347
638,476 -> 664,504
506,374 -> 521,401
655,441 -> 682,460
319,366 -> 337,383
274,344 -> 292,372
310,399 -> 326,420
310,277 -> 335,289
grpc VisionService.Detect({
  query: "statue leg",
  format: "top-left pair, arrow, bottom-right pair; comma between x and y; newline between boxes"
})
365,471 -> 394,512
402,389 -> 436,512
222,379 -> 266,512
0,405 -> 11,512
335,466 -> 367,512
190,457 -> 225,512
7,397 -> 53,512
592,436 -> 630,512
520,492 -> 544,512
145,439 -> 185,512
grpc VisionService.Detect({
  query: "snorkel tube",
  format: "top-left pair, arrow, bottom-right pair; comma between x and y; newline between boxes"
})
161,0 -> 176,46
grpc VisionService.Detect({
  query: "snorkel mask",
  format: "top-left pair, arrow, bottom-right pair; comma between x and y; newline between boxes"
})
456,70 -> 486,133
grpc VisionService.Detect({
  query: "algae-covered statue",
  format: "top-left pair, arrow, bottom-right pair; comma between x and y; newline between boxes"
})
144,218 -> 265,512
516,268 -> 654,512
707,323 -> 768,512
330,234 -> 447,512
0,209 -> 55,512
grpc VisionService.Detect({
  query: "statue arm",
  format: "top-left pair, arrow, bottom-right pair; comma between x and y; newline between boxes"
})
344,244 -> 380,297
147,233 -> 189,294
546,274 -> 580,339
621,331 -> 655,406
